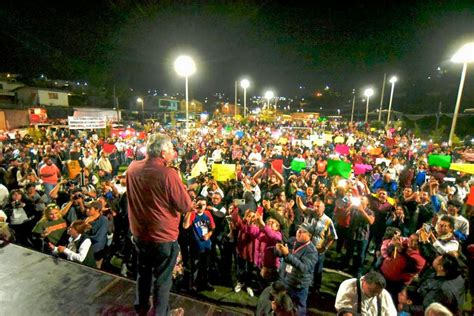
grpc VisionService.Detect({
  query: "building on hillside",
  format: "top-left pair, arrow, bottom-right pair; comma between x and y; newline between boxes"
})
0,73 -> 25,103
16,86 -> 69,107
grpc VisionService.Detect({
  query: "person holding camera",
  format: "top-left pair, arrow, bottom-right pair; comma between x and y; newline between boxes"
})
200,179 -> 224,202
59,187 -> 87,224
182,197 -> 215,292
445,199 -> 469,243
23,182 -> 48,222
386,205 -> 410,237
251,211 -> 283,283
419,215 -> 460,256
4,189 -> 36,247
295,195 -> 337,295
275,222 -> 318,316
343,196 -> 375,277
207,192 -> 227,283
379,233 -> 426,304
253,162 -> 284,197
399,253 -> 465,315
231,205 -> 260,297
84,200 -> 108,269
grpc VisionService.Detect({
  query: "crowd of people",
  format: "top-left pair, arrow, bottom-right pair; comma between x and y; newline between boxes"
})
0,117 -> 473,316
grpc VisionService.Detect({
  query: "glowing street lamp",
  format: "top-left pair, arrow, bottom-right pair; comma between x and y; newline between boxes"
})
386,76 -> 398,125
264,90 -> 274,111
448,42 -> 474,146
137,97 -> 144,125
174,55 -> 196,130
364,88 -> 374,123
240,79 -> 250,117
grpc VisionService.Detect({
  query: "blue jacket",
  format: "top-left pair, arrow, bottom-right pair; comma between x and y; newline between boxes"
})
372,178 -> 397,197
87,215 -> 108,253
279,237 -> 318,289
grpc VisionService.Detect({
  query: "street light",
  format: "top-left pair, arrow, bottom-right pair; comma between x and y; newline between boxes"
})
448,42 -> 474,146
137,97 -> 144,125
386,76 -> 398,126
240,79 -> 250,117
264,90 -> 274,111
174,55 -> 196,130
350,89 -> 356,123
364,88 -> 374,123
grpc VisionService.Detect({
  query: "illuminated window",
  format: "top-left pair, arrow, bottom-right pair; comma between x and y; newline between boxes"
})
48,93 -> 59,99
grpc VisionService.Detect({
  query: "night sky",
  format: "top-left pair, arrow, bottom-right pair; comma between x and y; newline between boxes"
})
2,1 -> 474,99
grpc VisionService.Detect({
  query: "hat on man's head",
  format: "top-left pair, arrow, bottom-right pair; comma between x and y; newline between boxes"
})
299,222 -> 316,237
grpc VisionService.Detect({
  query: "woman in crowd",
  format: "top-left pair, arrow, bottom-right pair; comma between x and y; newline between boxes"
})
48,219 -> 96,267
31,203 -> 68,251
4,189 -> 36,246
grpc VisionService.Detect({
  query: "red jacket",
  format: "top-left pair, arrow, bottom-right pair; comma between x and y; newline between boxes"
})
380,242 -> 426,284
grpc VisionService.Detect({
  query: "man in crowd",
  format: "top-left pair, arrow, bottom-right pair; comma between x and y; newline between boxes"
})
296,196 -> 337,295
276,222 -> 318,316
335,270 -> 397,315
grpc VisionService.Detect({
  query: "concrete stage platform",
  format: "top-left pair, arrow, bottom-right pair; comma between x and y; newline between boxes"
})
0,243 -> 250,315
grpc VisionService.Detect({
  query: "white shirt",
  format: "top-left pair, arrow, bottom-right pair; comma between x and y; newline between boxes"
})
10,205 -> 29,225
200,186 -> 225,199
0,209 -> 7,222
114,183 -> 127,195
453,184 -> 468,203
210,205 -> 227,218
81,156 -> 96,170
115,141 -> 126,152
211,148 -> 223,162
452,214 -> 470,237
248,152 -> 262,163
0,184 -> 9,207
433,235 -> 460,254
53,234 -> 92,264
335,278 -> 397,316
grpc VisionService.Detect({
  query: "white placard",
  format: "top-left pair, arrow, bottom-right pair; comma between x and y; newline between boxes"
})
68,116 -> 106,130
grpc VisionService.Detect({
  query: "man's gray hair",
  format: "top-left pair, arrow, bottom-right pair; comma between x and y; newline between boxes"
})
146,133 -> 173,158
424,302 -> 453,316
363,271 -> 386,289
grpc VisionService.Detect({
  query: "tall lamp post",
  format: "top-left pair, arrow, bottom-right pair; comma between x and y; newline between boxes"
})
264,90 -> 274,111
350,89 -> 356,123
137,97 -> 144,125
364,88 -> 374,123
174,55 -> 196,130
240,79 -> 250,117
386,76 -> 398,126
448,42 -> 474,146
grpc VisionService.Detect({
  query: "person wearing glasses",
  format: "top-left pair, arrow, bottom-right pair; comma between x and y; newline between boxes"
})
422,215 -> 460,255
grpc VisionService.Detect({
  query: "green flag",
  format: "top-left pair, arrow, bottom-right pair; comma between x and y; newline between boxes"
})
428,154 -> 451,169
327,160 -> 352,179
291,158 -> 307,173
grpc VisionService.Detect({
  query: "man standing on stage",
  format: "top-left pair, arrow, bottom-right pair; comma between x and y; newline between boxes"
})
127,133 -> 193,316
